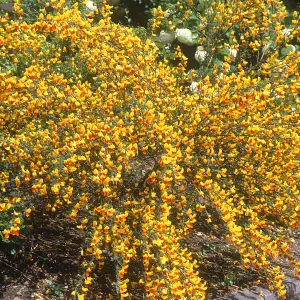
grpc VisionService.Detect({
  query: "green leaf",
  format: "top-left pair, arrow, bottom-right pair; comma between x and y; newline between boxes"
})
188,13 -> 199,21
55,290 -> 64,297
196,2 -> 205,12
221,47 -> 230,56
213,58 -> 223,67
281,45 -> 296,56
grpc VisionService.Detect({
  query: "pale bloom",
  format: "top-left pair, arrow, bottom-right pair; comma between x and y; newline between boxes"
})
229,48 -> 238,59
164,9 -> 174,18
189,81 -> 199,94
158,31 -> 175,44
175,29 -> 194,46
86,1 -> 97,12
195,46 -> 207,62
282,28 -> 292,36
217,72 -> 225,81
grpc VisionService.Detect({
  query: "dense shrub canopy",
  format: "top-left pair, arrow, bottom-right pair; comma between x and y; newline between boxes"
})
0,0 -> 299,299
150,0 -> 300,78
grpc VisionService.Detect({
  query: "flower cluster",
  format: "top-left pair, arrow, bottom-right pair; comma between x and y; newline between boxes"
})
0,0 -> 299,299
150,0 -> 300,80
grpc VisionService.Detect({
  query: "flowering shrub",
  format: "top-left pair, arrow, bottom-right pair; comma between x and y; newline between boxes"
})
150,0 -> 300,79
0,0 -> 299,299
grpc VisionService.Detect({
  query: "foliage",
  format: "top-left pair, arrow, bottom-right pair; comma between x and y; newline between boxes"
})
0,0 -> 299,299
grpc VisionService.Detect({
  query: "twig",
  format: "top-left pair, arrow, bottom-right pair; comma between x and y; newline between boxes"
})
0,256 -> 34,283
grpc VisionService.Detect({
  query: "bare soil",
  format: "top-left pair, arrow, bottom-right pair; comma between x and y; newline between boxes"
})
0,212 -> 299,300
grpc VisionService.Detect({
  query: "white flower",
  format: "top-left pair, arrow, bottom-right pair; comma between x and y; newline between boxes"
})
217,72 -> 225,80
195,46 -> 207,62
282,28 -> 291,36
175,29 -> 194,46
86,1 -> 97,12
189,81 -> 199,94
228,48 -> 237,59
158,31 -> 175,44
164,9 -> 174,18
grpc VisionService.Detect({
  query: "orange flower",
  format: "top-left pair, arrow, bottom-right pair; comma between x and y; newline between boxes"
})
3,229 -> 10,239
